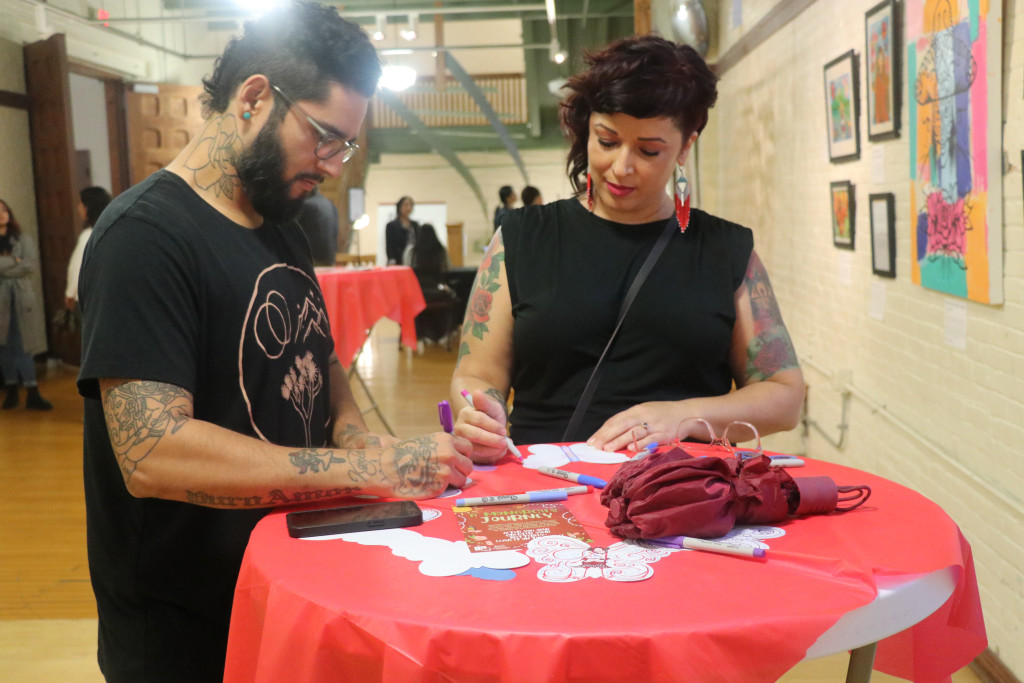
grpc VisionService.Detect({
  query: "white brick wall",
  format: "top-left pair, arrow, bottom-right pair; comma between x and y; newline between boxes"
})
699,0 -> 1024,674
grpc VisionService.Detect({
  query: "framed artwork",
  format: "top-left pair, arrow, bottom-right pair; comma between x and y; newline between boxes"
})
870,193 -> 896,277
823,50 -> 861,162
865,0 -> 901,140
830,181 -> 855,249
907,0 -> 1002,303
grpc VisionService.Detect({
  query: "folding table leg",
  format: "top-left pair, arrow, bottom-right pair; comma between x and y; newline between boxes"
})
844,642 -> 877,683
345,328 -> 397,437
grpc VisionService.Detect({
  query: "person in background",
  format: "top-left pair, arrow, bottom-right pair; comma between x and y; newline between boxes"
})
77,3 -> 472,680
492,184 -> 517,232
0,197 -> 52,411
294,185 -> 339,266
521,185 -> 543,206
451,34 -> 804,463
408,223 -> 459,345
409,222 -> 450,283
65,186 -> 112,311
385,195 -> 417,264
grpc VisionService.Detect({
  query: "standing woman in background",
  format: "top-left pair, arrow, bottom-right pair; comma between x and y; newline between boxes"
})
385,195 -> 418,265
0,198 -> 51,410
65,186 -> 113,311
451,35 -> 804,462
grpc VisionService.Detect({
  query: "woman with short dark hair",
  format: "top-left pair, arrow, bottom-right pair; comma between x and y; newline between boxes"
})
452,35 -> 805,462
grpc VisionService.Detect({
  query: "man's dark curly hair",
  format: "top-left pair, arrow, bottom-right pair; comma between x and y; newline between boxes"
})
560,34 -> 719,195
200,0 -> 382,119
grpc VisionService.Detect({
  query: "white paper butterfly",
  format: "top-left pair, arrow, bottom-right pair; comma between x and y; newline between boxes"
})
524,443 -> 630,469
526,535 -> 674,583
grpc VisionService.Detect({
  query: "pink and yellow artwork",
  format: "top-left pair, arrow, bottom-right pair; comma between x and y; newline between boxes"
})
907,0 -> 1002,303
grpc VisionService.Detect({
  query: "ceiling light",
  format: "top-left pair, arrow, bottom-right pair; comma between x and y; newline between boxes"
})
380,65 -> 417,92
399,15 -> 418,41
372,14 -> 385,42
549,38 -> 566,64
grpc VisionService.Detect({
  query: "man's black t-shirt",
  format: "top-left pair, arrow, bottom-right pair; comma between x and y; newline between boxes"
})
78,170 -> 335,681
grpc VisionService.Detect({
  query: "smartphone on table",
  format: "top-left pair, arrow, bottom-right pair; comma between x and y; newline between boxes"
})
286,500 -> 423,538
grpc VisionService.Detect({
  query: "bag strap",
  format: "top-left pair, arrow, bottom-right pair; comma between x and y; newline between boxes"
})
562,218 -> 677,441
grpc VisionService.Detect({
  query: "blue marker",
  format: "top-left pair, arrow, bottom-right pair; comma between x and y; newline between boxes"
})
536,466 -> 607,489
455,490 -> 568,507
438,400 -> 453,433
632,442 -> 659,461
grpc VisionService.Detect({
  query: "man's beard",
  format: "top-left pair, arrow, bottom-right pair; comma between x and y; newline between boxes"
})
234,118 -> 315,223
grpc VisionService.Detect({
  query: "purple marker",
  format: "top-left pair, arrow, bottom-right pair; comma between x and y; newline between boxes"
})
454,490 -> 568,507
650,535 -> 767,559
536,466 -> 607,489
438,400 -> 454,433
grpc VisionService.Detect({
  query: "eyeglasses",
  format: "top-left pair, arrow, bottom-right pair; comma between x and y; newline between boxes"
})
271,84 -> 359,163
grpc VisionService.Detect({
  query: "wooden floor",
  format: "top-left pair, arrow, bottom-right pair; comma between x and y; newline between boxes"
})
0,321 -> 984,682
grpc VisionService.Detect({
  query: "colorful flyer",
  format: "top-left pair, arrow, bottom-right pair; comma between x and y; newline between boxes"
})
455,503 -> 592,553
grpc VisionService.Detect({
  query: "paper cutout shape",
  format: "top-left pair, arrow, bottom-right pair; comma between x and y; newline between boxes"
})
526,535 -> 673,583
457,567 -> 518,581
456,502 -> 591,552
524,443 -> 629,469
317,527 -> 529,578
625,525 -> 783,554
421,508 -> 442,522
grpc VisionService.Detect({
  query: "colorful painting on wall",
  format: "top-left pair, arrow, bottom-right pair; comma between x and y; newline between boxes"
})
907,0 -> 1002,303
865,0 -> 901,140
831,181 -> 856,250
823,50 -> 861,162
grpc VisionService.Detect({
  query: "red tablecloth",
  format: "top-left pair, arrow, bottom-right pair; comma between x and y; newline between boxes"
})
225,449 -> 985,682
315,266 -> 426,367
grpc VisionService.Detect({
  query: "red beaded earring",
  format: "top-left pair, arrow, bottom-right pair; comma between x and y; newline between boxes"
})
675,165 -> 692,234
586,173 -> 594,212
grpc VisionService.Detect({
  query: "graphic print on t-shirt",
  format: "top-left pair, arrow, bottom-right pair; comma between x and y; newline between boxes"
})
240,264 -> 332,446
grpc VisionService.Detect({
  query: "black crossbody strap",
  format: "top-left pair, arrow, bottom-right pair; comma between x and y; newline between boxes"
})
562,218 -> 677,441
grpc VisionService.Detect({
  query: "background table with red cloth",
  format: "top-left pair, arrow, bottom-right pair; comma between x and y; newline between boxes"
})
315,266 -> 426,367
224,450 -> 985,683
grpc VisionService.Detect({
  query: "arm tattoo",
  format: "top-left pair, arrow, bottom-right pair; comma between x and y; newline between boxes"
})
334,422 -> 383,449
334,422 -> 363,447
743,252 -> 799,382
457,235 -> 505,365
182,116 -> 243,200
484,388 -> 509,423
103,381 -> 192,481
391,435 -> 441,496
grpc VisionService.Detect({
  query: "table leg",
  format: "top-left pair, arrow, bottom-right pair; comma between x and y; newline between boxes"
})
844,642 -> 877,683
347,364 -> 396,436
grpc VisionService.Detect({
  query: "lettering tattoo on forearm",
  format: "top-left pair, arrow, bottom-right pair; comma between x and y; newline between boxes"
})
184,487 -> 360,509
392,435 -> 441,496
344,449 -> 388,483
743,252 -> 799,382
102,381 -> 192,482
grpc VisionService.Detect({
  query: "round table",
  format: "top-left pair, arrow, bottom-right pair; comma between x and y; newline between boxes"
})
224,448 -> 985,682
